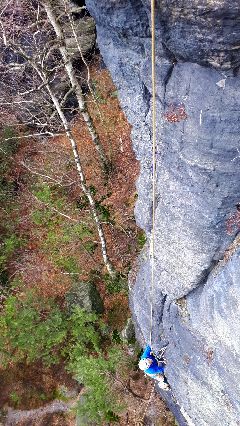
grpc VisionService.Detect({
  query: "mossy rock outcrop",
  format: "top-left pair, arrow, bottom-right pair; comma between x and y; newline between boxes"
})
63,17 -> 96,57
66,281 -> 104,314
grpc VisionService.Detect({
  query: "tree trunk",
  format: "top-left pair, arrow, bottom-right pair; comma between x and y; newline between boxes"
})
1,12 -> 115,277
42,0 -> 111,174
42,73 -> 116,277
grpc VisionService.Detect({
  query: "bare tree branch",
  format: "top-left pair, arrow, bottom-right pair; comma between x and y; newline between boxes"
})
42,0 -> 111,173
0,0 -> 116,276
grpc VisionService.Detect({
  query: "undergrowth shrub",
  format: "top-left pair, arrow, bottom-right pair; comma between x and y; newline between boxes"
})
9,391 -> 21,407
0,292 -> 67,366
68,346 -> 124,423
0,127 -> 23,287
0,235 -> 24,279
0,127 -> 19,220
0,291 -> 128,423
0,127 -> 19,203
104,272 -> 128,294
54,256 -> 80,274
137,230 -> 147,249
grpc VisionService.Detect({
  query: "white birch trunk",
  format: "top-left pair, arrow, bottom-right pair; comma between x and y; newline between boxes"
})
1,12 -> 115,276
42,0 -> 110,173
43,75 -> 115,277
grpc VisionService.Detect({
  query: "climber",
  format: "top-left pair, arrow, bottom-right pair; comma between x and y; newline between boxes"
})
138,345 -> 170,390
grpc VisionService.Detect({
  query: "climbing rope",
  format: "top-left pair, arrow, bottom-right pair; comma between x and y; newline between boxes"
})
149,0 -> 157,348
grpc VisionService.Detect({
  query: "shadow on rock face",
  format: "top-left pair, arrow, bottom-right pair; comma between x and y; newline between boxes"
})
159,0 -> 240,70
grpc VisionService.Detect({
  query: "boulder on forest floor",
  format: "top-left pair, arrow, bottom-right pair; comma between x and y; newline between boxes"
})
121,317 -> 135,343
65,281 -> 104,314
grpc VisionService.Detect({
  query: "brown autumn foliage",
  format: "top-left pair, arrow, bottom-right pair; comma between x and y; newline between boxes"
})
0,55 -> 175,426
0,56 -> 139,409
8,58 -> 140,298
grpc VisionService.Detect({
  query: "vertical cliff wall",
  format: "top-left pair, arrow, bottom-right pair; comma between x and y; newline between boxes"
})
85,1 -> 240,424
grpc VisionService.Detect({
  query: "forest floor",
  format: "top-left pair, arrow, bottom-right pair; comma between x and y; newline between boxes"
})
0,55 -> 175,426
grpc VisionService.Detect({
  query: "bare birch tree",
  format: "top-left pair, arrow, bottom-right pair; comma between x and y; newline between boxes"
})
0,0 -> 116,277
1,0 -> 110,171
41,0 -> 110,173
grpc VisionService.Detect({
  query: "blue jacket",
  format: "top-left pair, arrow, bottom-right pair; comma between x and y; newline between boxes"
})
141,345 -> 164,376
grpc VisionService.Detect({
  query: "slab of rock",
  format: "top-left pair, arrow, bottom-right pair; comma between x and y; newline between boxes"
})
121,317 -> 135,342
63,17 -> 96,57
4,401 -> 76,426
164,248 -> 240,425
86,0 -> 240,424
159,0 -> 240,69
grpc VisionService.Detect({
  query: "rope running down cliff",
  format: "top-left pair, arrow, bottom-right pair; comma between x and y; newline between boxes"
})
149,0 -> 157,348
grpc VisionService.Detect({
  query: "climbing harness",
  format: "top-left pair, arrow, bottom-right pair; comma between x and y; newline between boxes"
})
149,0 -> 157,348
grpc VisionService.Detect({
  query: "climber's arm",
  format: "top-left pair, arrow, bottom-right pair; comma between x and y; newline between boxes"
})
141,344 -> 152,359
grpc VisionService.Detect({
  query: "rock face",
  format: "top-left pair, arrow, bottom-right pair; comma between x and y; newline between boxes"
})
63,16 -> 96,57
56,1 -> 96,57
165,248 -> 240,425
159,0 -> 240,69
85,0 -> 240,424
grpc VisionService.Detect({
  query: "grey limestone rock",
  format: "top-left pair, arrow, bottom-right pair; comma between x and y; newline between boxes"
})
86,0 -> 240,424
121,317 -> 135,343
159,0 -> 240,70
164,248 -> 240,425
